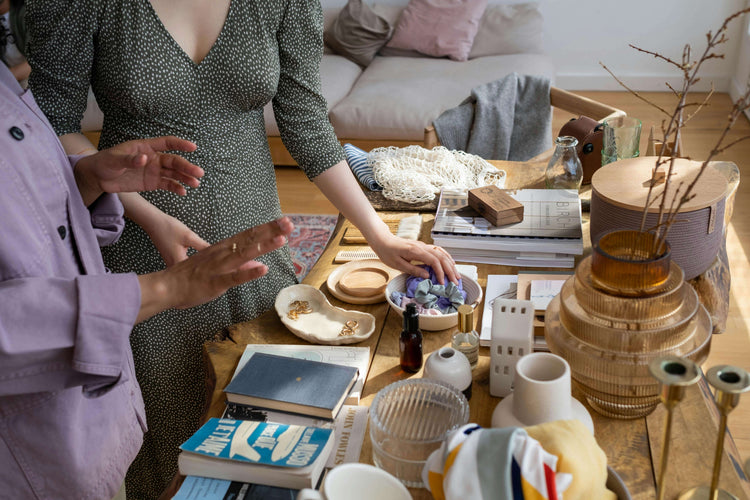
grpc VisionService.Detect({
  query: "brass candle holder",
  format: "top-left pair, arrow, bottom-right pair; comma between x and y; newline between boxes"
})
678,364 -> 750,500
648,356 -> 702,500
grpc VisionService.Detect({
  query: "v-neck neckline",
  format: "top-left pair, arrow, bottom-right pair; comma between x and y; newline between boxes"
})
144,0 -> 234,67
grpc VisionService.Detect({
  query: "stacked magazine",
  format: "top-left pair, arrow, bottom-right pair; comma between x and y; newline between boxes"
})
431,188 -> 583,268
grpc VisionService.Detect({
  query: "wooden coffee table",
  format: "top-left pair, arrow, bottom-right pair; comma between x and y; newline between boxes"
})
201,160 -> 750,499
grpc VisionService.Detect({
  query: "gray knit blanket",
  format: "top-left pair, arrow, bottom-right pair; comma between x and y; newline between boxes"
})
433,73 -> 552,161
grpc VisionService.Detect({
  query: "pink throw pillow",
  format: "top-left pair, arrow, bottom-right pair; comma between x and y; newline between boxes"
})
385,0 -> 489,62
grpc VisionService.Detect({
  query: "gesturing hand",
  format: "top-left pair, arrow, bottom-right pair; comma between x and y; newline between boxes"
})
136,217 -> 296,323
74,136 -> 204,205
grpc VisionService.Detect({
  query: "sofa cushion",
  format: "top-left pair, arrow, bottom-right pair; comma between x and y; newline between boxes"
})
324,0 -> 393,67
328,53 -> 555,141
264,54 -> 363,136
376,3 -> 542,59
385,0 -> 488,62
469,2 -> 543,58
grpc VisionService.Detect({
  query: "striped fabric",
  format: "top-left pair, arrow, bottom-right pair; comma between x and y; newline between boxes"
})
343,143 -> 382,191
424,424 -> 571,500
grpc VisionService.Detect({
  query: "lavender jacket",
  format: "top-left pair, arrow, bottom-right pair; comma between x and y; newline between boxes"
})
0,65 -> 146,499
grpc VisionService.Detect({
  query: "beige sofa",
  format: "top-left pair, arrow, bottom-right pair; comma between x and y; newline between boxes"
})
267,2 -> 556,164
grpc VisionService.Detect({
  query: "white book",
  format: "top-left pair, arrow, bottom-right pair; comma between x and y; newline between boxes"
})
232,344 -> 370,405
443,248 -> 575,268
432,188 -> 583,240
431,232 -> 583,255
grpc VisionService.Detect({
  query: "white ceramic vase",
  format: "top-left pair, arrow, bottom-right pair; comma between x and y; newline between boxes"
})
423,347 -> 472,399
491,352 -> 594,433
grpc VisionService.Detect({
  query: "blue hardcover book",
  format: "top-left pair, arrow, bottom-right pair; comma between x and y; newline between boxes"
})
178,418 -> 334,490
223,352 -> 359,419
173,476 -> 298,500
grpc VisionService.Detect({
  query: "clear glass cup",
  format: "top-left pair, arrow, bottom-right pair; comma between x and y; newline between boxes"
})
369,379 -> 469,487
602,116 -> 642,166
545,136 -> 583,189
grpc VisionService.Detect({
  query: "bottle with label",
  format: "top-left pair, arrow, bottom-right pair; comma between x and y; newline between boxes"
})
399,303 -> 423,373
452,305 -> 479,369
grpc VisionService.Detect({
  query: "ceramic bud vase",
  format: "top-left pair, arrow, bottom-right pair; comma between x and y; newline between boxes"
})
423,347 -> 472,400
544,229 -> 712,419
491,352 -> 594,433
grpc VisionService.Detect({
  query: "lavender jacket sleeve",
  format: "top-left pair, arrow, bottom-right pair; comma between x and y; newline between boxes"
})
0,70 -> 140,397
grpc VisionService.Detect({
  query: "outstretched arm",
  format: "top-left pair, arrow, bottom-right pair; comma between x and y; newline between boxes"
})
312,161 -> 459,285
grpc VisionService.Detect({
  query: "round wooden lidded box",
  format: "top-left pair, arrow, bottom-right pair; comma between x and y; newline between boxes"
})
590,157 -> 728,280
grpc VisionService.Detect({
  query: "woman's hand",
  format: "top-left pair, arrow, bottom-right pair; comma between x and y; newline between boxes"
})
74,136 -> 203,205
145,210 -> 210,267
369,231 -> 460,285
136,217 -> 295,322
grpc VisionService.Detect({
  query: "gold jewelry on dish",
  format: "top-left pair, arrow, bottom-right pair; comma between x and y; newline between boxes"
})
339,319 -> 359,336
287,300 -> 312,320
232,243 -> 237,253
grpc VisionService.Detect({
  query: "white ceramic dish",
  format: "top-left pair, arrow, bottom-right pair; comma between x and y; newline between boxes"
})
275,284 -> 376,345
385,273 -> 483,331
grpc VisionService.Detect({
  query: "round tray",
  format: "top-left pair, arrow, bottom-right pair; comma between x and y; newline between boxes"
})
327,259 -> 400,304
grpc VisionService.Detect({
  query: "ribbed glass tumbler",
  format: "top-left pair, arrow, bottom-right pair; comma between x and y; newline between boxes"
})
544,230 -> 712,418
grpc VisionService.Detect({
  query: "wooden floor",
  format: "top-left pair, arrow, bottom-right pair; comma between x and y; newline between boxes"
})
275,91 -> 750,466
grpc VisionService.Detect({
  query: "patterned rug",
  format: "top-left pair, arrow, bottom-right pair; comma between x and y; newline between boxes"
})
286,214 -> 338,281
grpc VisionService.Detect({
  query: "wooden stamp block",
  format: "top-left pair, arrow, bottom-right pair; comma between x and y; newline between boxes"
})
468,185 -> 524,226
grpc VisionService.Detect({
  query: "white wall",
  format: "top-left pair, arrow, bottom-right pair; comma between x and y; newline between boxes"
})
322,0 -> 749,92
541,0 -> 747,91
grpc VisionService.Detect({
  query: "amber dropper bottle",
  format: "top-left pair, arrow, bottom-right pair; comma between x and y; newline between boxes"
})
400,303 -> 423,373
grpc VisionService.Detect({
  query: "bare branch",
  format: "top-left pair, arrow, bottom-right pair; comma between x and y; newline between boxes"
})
600,62 -> 673,116
629,44 -> 685,70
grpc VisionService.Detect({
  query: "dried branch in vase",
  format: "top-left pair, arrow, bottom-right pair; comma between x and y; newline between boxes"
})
600,7 -> 750,258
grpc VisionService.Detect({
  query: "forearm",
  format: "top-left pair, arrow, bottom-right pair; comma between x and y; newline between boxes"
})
136,271 -> 174,323
312,161 -> 391,245
61,133 -> 103,206
118,191 -> 163,229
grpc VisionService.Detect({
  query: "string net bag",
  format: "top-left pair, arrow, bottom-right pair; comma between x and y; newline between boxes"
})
369,146 -> 506,203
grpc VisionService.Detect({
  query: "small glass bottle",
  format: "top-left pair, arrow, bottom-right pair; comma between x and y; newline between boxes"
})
399,303 -> 423,373
545,136 -> 583,190
452,305 -> 479,369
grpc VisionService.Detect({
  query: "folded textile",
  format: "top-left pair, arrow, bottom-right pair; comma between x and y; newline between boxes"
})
525,420 -> 616,500
423,424 -> 572,500
424,420 -> 617,500
433,73 -> 552,161
405,265 -> 467,314
343,143 -> 382,191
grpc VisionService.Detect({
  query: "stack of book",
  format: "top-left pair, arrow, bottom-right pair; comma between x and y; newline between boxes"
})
431,188 -> 584,268
177,346 -> 369,493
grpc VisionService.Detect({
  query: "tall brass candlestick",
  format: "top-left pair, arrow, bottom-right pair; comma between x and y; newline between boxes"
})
678,365 -> 750,500
648,356 -> 702,500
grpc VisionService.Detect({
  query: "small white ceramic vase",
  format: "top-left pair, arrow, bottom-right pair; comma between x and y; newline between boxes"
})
423,347 -> 473,400
491,352 -> 594,433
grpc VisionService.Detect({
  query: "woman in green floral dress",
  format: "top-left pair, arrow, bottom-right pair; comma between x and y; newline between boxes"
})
26,1 -> 458,498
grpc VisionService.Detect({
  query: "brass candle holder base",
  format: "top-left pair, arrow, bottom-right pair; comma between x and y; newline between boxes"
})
677,365 -> 750,500
648,356 -> 701,500
677,485 -> 738,500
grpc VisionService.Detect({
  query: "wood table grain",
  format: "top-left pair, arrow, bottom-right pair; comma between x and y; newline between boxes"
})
201,160 -> 750,500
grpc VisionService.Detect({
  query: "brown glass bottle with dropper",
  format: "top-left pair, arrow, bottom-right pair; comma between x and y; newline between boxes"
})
399,303 -> 423,373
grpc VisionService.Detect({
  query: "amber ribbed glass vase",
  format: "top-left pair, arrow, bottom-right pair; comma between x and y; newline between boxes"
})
545,230 -> 712,418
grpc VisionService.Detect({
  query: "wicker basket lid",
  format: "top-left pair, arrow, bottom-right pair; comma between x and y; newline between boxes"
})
591,157 -> 727,213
